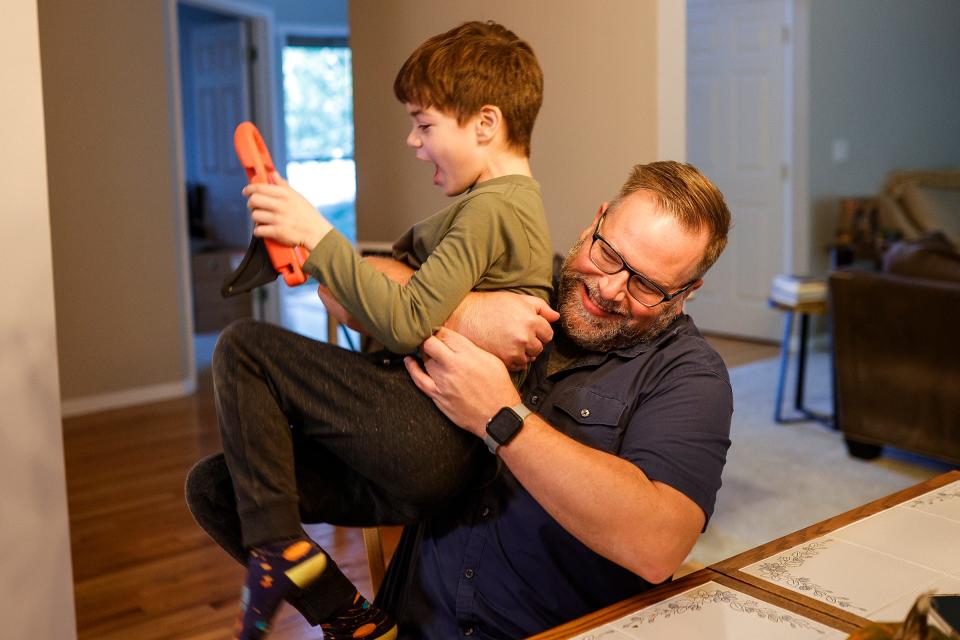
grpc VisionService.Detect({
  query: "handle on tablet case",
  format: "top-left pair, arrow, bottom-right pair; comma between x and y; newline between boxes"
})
233,121 -> 310,286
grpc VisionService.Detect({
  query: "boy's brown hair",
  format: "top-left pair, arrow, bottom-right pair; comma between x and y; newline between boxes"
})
393,21 -> 543,157
610,161 -> 732,278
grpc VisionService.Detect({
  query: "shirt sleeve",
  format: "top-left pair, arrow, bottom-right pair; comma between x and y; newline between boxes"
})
303,195 -> 525,353
619,363 -> 732,526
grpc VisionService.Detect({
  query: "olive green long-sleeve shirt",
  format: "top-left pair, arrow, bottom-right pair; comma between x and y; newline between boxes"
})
304,174 -> 553,354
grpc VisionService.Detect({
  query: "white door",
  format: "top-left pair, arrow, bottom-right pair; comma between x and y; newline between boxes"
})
685,0 -> 790,341
190,20 -> 253,249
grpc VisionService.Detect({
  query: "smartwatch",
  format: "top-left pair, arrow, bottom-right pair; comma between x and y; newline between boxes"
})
484,403 -> 532,455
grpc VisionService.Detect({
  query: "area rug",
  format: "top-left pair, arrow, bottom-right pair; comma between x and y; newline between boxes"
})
687,351 -> 954,566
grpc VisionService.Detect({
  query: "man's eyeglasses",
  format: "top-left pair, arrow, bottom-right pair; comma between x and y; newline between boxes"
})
589,213 -> 698,307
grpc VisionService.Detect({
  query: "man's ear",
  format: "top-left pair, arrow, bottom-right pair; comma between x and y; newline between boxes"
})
678,279 -> 704,312
476,105 -> 502,143
579,202 -> 608,240
593,202 -> 609,225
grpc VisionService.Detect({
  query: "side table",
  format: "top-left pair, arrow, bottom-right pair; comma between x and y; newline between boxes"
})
769,298 -> 835,427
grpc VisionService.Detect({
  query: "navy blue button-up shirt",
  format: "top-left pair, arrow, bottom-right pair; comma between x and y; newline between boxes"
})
389,314 -> 732,639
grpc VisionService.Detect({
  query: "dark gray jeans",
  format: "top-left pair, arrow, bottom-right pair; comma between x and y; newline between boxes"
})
184,319 -> 489,622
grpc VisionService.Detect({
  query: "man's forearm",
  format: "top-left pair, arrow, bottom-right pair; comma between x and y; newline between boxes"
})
359,259 -> 552,366
362,257 -> 487,320
496,416 -> 704,583
444,292 -> 557,369
405,329 -> 703,582
363,256 -> 414,285
317,257 -> 412,331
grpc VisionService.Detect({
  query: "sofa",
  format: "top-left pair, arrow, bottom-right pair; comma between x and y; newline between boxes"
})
875,169 -> 960,244
829,231 -> 960,465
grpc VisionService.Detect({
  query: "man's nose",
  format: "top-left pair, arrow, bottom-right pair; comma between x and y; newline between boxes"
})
597,271 -> 629,303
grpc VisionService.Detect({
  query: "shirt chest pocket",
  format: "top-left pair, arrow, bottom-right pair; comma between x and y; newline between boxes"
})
554,388 -> 627,452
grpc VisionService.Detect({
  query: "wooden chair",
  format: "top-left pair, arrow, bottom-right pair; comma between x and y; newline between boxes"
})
362,527 -> 386,594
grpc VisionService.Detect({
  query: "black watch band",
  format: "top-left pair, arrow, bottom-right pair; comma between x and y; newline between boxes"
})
484,403 -> 532,455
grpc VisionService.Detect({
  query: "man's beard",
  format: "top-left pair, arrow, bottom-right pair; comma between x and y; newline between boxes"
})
558,239 -> 681,352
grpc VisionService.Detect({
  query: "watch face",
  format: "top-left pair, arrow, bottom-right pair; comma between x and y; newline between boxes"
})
487,406 -> 524,445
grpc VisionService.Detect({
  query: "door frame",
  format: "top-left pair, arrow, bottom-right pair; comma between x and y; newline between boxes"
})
166,0 -> 279,390
788,0 -> 811,276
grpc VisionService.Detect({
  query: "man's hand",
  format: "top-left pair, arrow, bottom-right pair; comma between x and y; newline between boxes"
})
244,172 -> 333,250
405,328 -> 521,436
445,292 -> 559,371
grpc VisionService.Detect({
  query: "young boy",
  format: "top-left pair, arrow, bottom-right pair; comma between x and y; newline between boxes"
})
218,21 -> 553,640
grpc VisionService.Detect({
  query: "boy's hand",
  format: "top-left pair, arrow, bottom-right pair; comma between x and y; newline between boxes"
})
445,292 -> 559,371
243,172 -> 333,250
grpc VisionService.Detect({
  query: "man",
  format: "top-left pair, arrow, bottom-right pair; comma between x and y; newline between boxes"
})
187,161 -> 732,639
390,160 -> 734,638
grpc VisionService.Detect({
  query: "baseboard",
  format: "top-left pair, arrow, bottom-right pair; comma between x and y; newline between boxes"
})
61,377 -> 196,418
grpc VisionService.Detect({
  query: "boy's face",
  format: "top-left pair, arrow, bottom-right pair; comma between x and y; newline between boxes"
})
404,103 -> 488,196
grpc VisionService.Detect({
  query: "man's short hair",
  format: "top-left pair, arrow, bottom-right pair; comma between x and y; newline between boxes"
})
609,161 -> 731,277
393,21 -> 543,157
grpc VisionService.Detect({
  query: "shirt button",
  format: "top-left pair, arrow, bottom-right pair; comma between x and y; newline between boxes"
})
464,627 -> 475,636
481,506 -> 491,517
530,394 -> 540,404
464,568 -> 475,579
580,408 -> 591,417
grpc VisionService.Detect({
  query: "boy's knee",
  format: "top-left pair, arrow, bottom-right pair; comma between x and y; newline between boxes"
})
212,318 -> 259,376
184,453 -> 233,519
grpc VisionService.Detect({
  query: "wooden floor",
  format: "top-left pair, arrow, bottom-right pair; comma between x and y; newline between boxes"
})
63,333 -> 777,639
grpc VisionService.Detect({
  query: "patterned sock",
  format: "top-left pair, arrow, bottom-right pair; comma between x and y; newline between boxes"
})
319,591 -> 398,640
234,537 -> 328,639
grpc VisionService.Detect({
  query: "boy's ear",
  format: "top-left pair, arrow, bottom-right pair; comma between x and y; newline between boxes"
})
475,105 -> 502,143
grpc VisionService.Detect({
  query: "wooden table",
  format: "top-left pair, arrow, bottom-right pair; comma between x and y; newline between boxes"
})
528,569 -> 858,639
712,469 -> 960,629
531,470 -> 960,639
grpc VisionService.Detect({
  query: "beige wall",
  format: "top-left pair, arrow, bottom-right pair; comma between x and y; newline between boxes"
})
0,0 -> 77,636
36,0 -> 678,411
39,0 -> 192,410
350,0 -> 666,254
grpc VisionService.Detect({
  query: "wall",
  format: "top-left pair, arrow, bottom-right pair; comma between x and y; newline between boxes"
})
350,0 -> 668,254
236,0 -> 347,25
808,0 -> 960,270
0,0 -> 77,636
40,0 -> 351,413
39,0 -> 192,413
38,0 -> 675,412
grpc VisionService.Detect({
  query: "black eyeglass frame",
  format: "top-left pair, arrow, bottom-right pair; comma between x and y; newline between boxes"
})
590,213 -> 699,308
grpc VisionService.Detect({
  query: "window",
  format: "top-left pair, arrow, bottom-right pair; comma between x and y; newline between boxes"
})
279,36 -> 357,343
282,36 -> 356,242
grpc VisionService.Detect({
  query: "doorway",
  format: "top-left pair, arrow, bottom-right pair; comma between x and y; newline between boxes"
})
174,2 -> 359,374
177,2 -> 273,371
684,0 -> 796,341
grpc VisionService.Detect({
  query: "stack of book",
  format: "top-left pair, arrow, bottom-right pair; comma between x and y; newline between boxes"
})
770,274 -> 827,306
